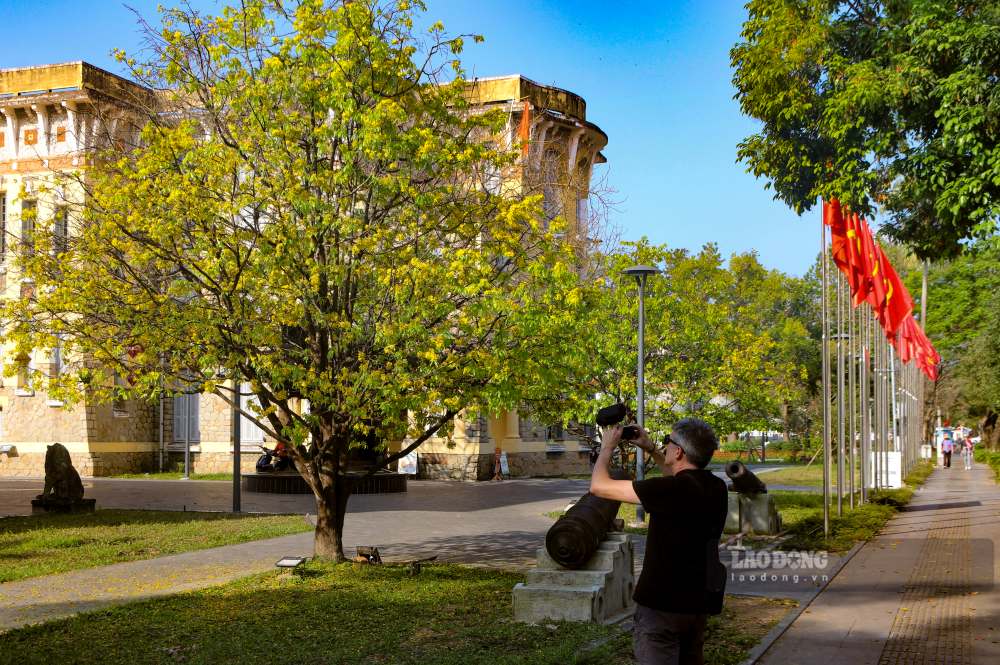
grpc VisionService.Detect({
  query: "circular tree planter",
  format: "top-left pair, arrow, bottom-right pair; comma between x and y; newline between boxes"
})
241,471 -> 407,495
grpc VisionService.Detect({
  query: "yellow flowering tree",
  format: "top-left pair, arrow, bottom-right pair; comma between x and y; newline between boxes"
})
6,0 -> 589,560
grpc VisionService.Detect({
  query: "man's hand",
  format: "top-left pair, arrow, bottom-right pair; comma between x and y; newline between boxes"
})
591,425 -> 640,504
629,426 -> 674,476
601,424 -> 623,450
630,426 -> 655,454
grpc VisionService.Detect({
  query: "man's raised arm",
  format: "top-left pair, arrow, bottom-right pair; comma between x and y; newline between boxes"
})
590,424 -> 641,504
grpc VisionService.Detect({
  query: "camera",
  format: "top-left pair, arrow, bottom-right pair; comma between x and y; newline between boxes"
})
621,425 -> 641,440
595,403 -> 641,441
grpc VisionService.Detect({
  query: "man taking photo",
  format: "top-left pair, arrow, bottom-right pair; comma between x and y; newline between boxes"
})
590,418 -> 728,665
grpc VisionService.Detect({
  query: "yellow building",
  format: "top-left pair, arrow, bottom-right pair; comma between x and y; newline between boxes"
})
0,63 -> 607,480
409,75 -> 608,479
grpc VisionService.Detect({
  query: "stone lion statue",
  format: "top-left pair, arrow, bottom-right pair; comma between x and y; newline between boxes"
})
37,442 -> 85,502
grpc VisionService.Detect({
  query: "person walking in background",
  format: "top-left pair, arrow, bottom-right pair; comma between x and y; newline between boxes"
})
963,433 -> 975,470
942,433 -> 954,468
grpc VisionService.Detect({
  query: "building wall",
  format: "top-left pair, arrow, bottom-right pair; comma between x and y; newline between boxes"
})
413,409 -> 591,480
0,66 -> 607,482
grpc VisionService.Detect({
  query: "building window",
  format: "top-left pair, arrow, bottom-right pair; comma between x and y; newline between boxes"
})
53,207 -> 68,255
0,191 -> 6,259
15,353 -> 33,396
20,200 -> 35,256
173,393 -> 201,443
46,338 -> 65,407
112,371 -> 129,417
577,197 -> 588,225
23,129 -> 37,146
542,149 -> 562,223
56,126 -> 67,143
50,338 -> 63,379
483,162 -> 502,195
240,382 -> 265,446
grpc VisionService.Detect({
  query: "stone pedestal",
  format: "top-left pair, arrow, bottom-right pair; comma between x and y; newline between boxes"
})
724,493 -> 782,534
31,497 -> 96,514
513,532 -> 634,624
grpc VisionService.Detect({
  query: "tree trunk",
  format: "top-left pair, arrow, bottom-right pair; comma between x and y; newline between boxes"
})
781,402 -> 791,443
982,410 -> 999,451
304,465 -> 352,562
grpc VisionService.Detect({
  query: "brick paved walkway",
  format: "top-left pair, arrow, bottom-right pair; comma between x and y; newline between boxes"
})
758,463 -> 1000,665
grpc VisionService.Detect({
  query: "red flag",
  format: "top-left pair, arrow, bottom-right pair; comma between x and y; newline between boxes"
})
903,316 -> 941,381
517,100 -> 531,158
879,251 -> 913,338
863,231 -> 887,314
916,328 -> 941,381
824,200 -> 850,276
851,216 -> 876,306
823,198 -> 843,229
844,213 -> 869,301
894,316 -> 918,363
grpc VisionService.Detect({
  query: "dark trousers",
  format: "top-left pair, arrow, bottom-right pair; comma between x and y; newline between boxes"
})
944,451 -> 952,467
633,604 -> 708,665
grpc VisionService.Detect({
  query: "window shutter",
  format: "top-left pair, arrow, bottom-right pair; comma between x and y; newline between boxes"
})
240,383 -> 265,443
173,394 -> 200,442
173,395 -> 186,442
188,394 -> 200,442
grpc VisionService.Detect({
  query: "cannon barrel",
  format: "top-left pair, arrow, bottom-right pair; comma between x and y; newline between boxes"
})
725,461 -> 767,494
546,468 -> 629,569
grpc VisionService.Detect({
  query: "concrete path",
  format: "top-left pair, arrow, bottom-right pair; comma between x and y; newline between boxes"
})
0,466 -> 792,518
757,463 -> 1000,665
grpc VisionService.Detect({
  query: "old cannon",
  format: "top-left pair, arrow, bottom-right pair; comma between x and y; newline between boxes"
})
546,468 -> 630,569
725,460 -> 767,494
724,461 -> 781,534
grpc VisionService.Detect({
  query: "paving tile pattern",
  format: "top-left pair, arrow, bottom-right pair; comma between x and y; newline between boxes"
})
759,463 -> 1000,665
879,523 -> 973,665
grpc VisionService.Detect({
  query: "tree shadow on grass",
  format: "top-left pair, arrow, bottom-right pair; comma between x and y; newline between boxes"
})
0,509 -> 296,535
1,563 -> 625,665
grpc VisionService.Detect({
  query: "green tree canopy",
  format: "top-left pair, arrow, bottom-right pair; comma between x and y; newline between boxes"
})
528,241 -> 813,450
732,0 -> 1000,258
903,240 -> 1000,446
5,0 -> 590,560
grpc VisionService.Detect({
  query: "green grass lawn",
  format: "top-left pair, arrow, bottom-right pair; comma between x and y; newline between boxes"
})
0,561 -> 795,665
775,460 -> 935,551
975,448 -> 1000,482
0,510 -> 312,583
111,471 -> 234,480
552,461 -> 935,551
757,463 -> 861,488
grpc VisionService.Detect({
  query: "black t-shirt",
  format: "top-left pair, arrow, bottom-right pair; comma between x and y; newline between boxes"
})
632,469 -> 728,614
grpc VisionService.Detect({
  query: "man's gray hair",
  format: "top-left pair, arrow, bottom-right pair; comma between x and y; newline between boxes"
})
672,418 -> 718,468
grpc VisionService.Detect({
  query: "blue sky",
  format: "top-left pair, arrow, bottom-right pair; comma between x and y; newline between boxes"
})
0,0 -> 821,275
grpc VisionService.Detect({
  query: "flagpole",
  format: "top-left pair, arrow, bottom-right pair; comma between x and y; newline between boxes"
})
836,274 -> 845,516
920,261 -> 929,455
860,305 -> 869,503
873,312 -> 881,492
884,332 -> 891,483
877,310 -> 883,488
849,295 -> 856,508
821,222 -> 832,538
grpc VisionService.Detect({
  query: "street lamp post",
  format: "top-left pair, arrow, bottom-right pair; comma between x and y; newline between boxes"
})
232,378 -> 242,514
624,264 -> 660,525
